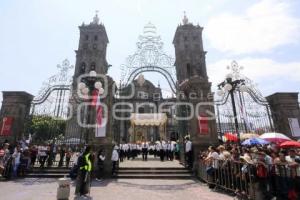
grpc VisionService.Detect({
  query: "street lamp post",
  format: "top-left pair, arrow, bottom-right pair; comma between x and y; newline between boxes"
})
217,74 -> 247,143
78,70 -> 104,144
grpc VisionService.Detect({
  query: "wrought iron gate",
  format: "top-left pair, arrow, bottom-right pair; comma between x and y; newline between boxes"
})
214,61 -> 274,138
25,59 -> 73,144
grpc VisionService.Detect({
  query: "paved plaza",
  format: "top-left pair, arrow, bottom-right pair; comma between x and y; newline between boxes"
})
0,178 -> 232,200
0,157 -> 232,200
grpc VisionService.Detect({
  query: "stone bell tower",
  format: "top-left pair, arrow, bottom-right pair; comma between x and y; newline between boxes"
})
73,12 -> 109,80
173,13 -> 208,83
173,14 -> 218,159
65,13 -> 110,141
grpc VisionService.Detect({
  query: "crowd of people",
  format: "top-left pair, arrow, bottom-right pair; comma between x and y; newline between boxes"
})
199,143 -> 300,200
4,137 -> 299,199
0,139 -> 78,179
0,137 -> 193,182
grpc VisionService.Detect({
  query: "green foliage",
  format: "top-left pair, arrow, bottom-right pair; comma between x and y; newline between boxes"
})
28,115 -> 66,142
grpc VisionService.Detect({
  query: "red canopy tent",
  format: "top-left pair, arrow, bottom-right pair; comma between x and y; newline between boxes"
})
224,133 -> 238,142
279,140 -> 300,148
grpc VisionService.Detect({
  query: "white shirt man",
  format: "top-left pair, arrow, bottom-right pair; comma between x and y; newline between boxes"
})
142,142 -> 149,149
206,147 -> 220,169
155,143 -> 161,151
111,147 -> 119,175
162,142 -> 167,151
111,148 -> 119,161
185,140 -> 192,153
123,144 -> 129,152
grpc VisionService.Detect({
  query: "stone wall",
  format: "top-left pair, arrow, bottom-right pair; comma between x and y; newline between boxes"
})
266,92 -> 300,139
0,91 -> 33,143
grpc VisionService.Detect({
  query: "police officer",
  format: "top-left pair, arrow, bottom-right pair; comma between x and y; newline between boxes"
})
75,146 -> 92,197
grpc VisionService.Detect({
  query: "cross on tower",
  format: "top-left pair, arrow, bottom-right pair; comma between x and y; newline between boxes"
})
93,10 -> 99,24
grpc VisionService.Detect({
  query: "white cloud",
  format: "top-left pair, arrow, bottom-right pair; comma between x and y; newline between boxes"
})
208,58 -> 300,94
205,0 -> 300,54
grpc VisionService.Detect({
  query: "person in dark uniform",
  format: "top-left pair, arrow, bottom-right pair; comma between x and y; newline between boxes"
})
96,148 -> 105,181
142,141 -> 149,161
119,144 -> 124,162
58,145 -> 66,167
75,146 -> 92,197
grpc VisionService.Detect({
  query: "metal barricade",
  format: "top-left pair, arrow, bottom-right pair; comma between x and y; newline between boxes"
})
198,158 -> 300,200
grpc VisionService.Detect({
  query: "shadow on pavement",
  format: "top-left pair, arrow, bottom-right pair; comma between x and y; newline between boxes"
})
74,195 -> 93,200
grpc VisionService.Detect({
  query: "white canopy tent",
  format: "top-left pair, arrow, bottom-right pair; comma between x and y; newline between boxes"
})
130,113 -> 168,126
130,113 -> 168,142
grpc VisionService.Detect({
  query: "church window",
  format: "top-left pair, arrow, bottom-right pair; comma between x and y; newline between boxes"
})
83,43 -> 88,49
138,107 -> 145,113
94,35 -> 98,41
85,35 -> 89,40
137,91 -> 148,99
187,63 -> 192,78
90,62 -> 96,70
153,93 -> 161,101
80,63 -> 86,74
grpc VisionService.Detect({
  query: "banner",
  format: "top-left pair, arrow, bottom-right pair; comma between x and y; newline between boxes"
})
0,117 -> 14,136
289,118 -> 300,137
95,118 -> 107,137
198,115 -> 209,135
92,89 -> 106,137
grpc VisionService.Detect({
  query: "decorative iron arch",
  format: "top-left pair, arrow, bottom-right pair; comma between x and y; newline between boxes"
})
31,59 -> 73,118
125,65 -> 177,94
121,22 -> 177,94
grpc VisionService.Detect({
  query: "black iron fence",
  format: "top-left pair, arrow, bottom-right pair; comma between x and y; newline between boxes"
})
32,153 -> 77,168
198,159 -> 300,200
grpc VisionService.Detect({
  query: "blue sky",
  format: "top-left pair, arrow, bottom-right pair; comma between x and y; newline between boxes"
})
0,0 -> 300,105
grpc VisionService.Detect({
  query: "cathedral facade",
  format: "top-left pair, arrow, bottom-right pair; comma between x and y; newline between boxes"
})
65,13 -> 218,147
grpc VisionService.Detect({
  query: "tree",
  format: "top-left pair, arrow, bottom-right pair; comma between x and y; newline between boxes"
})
28,115 -> 66,142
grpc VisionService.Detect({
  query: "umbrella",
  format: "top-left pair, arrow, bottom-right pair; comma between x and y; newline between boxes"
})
242,138 -> 269,146
224,133 -> 238,142
240,133 -> 260,140
259,132 -> 291,144
279,140 -> 300,148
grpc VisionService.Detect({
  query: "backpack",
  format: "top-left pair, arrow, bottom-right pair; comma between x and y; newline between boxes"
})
77,154 -> 84,168
256,164 -> 267,178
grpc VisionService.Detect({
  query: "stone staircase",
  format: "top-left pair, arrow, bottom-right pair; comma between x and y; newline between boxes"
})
115,167 -> 193,179
25,167 -> 70,178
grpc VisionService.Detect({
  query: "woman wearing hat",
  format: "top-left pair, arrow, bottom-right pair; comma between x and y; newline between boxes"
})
235,154 -> 254,198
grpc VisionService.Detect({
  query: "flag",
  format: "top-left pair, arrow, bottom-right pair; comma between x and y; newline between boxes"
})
0,117 -> 14,136
92,89 -> 106,137
91,89 -> 98,107
198,115 -> 209,134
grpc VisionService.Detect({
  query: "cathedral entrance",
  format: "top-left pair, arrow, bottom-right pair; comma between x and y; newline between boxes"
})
117,22 -> 179,145
129,113 -> 168,142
